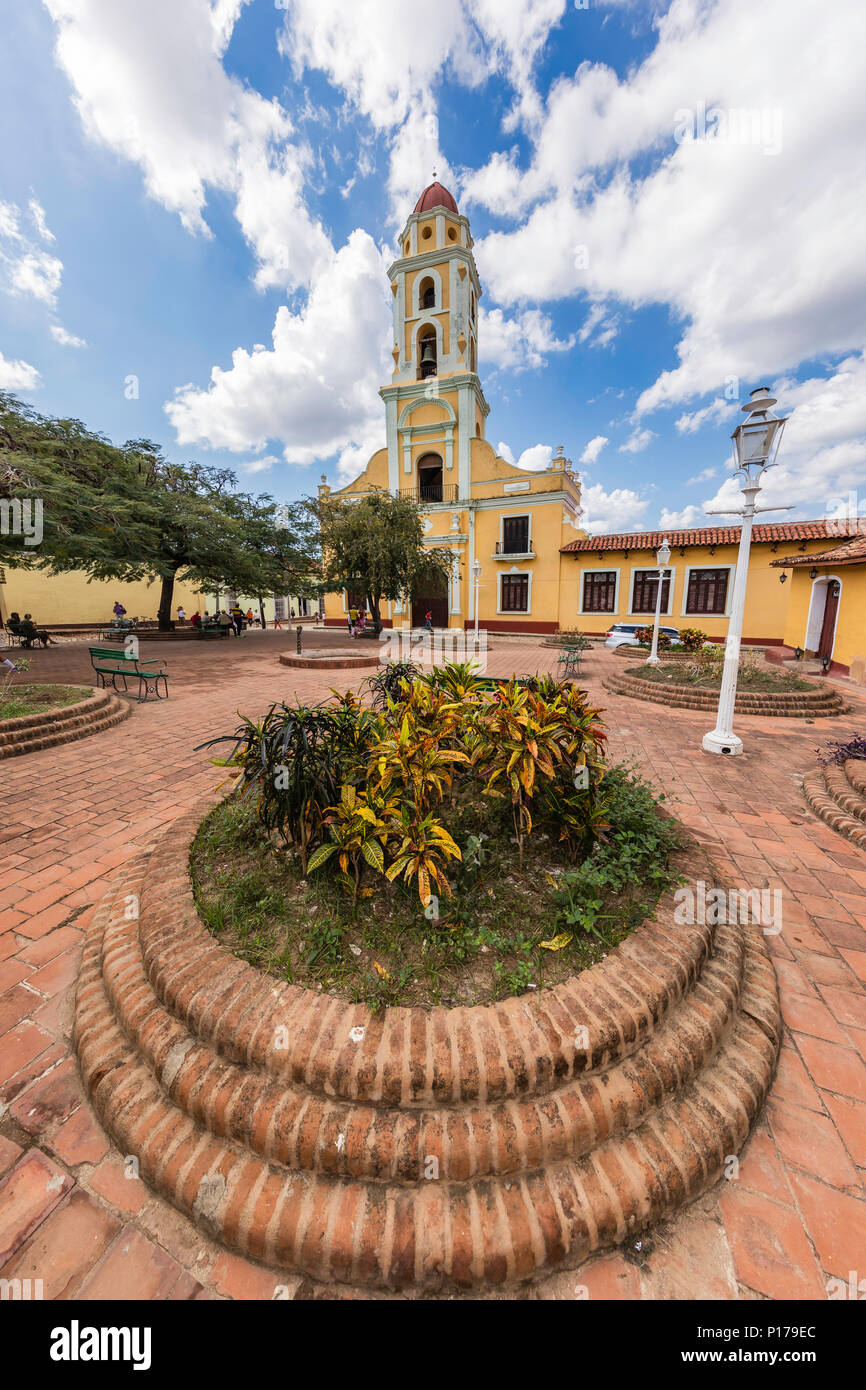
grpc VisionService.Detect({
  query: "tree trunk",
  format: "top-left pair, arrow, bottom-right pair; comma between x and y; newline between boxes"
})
258,596 -> 267,630
157,573 -> 176,630
368,593 -> 382,636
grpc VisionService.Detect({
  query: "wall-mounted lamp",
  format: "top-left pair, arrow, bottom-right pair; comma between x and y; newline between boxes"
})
779,572 -> 787,584
809,567 -> 818,579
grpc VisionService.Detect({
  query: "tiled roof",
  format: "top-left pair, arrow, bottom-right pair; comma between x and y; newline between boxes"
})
560,520 -> 859,553
413,181 -> 458,215
770,530 -> 866,568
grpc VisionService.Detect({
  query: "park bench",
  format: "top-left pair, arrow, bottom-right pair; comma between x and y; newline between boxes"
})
88,646 -> 169,703
557,645 -> 583,679
195,621 -> 230,639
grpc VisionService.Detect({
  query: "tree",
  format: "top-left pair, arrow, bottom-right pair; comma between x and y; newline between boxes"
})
315,488 -> 453,634
0,393 -> 320,629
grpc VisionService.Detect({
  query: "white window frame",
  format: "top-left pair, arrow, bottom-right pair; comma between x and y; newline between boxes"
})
681,564 -> 735,618
498,510 -> 532,555
578,566 -> 621,617
628,565 -> 676,618
497,568 -> 532,615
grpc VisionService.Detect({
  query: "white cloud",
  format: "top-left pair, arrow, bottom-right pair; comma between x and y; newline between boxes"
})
480,306 -> 573,372
467,0 -> 866,423
238,454 -> 280,475
165,230 -> 391,467
619,427 -> 654,454
693,354 -> 866,521
0,198 -> 63,307
580,434 -> 609,464
657,504 -> 708,530
50,324 -> 87,348
676,396 -> 737,435
0,351 -> 41,391
685,465 -> 717,485
44,0 -> 332,293
580,482 -> 649,534
496,440 -> 554,471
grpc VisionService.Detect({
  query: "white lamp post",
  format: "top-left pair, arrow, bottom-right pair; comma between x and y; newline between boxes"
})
702,387 -> 789,756
472,559 -> 482,643
645,538 -> 671,665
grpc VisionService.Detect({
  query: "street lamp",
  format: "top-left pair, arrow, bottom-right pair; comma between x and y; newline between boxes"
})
645,538 -> 671,665
472,559 -> 482,643
702,387 -> 789,756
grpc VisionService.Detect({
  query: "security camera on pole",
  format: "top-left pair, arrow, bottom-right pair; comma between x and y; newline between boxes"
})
701,388 -> 790,756
645,538 -> 671,666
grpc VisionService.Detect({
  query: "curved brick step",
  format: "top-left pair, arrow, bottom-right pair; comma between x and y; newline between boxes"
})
0,690 -> 131,759
844,758 -> 866,799
96,862 -> 747,1183
803,766 -> 866,850
75,801 -> 781,1294
604,671 -> 849,719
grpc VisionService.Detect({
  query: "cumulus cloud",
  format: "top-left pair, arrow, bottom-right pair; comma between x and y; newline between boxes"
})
0,199 -> 63,306
467,0 -> 866,425
657,503 -> 709,530
685,465 -> 717,486
496,440 -> 555,471
580,434 -> 609,465
165,230 -> 391,466
0,351 -> 41,391
619,427 -> 654,454
50,324 -> 87,348
480,306 -> 573,372
44,0 -> 332,292
580,482 -> 649,534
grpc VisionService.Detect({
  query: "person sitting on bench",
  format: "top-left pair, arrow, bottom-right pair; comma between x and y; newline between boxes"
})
219,609 -> 234,635
18,614 -> 55,647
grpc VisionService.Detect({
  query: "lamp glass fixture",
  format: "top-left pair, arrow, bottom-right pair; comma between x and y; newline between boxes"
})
731,388 -> 787,474
657,539 -> 671,568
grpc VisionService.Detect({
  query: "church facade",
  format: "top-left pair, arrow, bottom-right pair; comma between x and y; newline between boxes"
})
320,181 -> 584,633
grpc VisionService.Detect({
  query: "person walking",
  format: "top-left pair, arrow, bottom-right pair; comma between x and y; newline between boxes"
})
424,610 -> 433,634
232,608 -> 244,637
348,605 -> 359,637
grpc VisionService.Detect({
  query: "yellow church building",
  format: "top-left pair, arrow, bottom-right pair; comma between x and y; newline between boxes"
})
321,180 -> 865,669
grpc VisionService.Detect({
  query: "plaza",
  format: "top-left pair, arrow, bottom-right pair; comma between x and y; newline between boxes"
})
1,627 -> 865,1299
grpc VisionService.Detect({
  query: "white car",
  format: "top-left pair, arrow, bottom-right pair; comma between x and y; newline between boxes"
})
604,623 -> 683,650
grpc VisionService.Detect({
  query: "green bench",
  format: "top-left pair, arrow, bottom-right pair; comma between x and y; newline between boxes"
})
88,646 -> 169,703
195,621 -> 230,639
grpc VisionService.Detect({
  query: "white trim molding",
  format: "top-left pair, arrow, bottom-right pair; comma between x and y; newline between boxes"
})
681,563 -> 735,618
804,574 -> 843,655
497,566 -> 532,615
578,566 -> 621,618
627,564 -> 676,618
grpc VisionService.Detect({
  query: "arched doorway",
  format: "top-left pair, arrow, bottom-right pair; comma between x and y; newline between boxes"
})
805,575 -> 842,665
411,567 -> 448,629
416,452 -> 444,502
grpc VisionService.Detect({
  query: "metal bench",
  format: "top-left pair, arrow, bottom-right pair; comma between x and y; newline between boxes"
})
88,646 -> 169,703
557,645 -> 583,679
195,622 -> 230,639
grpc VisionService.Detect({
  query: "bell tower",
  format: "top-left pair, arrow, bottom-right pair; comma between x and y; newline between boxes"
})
380,180 -> 489,502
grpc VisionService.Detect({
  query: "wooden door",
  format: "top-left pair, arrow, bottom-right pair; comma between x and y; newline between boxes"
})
818,581 -> 840,663
411,570 -> 449,628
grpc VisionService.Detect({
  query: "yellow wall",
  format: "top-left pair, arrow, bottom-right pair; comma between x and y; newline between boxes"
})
559,539 -> 841,642
782,566 -> 866,669
0,568 -> 207,627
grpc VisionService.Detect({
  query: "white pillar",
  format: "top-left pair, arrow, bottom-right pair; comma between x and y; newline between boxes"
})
702,483 -> 759,755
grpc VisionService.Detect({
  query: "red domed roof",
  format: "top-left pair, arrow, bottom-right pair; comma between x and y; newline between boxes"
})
413,181 -> 458,215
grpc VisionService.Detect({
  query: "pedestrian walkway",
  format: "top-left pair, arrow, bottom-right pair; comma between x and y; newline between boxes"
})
1,643 -> 865,1299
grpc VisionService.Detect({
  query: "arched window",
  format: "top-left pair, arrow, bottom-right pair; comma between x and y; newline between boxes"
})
417,326 -> 437,380
418,276 -> 435,310
416,453 -> 444,503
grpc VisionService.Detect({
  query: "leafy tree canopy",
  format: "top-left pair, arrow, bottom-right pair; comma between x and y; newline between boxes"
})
0,392 -> 319,627
315,488 -> 453,631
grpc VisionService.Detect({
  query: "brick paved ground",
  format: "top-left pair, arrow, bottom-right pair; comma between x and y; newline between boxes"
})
1,632 -> 865,1300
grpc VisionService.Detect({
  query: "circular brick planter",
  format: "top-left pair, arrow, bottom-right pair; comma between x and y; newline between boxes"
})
803,758 -> 866,849
605,667 -> 849,718
0,686 -> 131,760
74,798 -> 781,1297
279,651 -> 381,670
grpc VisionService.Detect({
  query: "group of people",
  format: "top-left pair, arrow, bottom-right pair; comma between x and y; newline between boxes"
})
3,611 -> 55,648
347,605 -> 368,637
189,606 -> 263,636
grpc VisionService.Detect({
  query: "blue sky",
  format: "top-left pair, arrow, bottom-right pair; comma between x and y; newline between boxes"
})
2,0 -> 864,534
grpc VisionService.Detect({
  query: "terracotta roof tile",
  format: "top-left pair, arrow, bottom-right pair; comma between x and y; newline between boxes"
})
560,520 -> 861,554
770,527 -> 866,568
